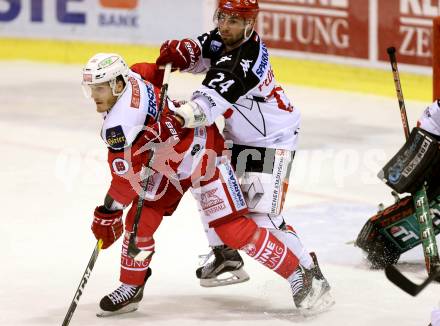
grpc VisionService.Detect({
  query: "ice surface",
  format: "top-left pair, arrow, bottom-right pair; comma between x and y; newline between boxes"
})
1,62 -> 438,325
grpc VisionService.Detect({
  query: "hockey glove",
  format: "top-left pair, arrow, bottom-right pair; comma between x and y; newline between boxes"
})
130,62 -> 164,88
156,39 -> 201,71
143,114 -> 185,145
91,206 -> 123,249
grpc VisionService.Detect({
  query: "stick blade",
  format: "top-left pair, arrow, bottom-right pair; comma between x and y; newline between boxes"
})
385,265 -> 440,296
385,265 -> 420,296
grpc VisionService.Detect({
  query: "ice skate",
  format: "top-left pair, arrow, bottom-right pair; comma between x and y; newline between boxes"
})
97,268 -> 152,317
290,253 -> 334,315
196,245 -> 250,287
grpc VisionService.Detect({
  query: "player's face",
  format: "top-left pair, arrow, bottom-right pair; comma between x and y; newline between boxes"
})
90,82 -> 117,113
217,12 -> 248,49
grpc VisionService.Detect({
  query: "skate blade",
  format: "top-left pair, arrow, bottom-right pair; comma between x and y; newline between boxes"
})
300,292 -> 335,317
200,268 -> 250,287
96,303 -> 139,317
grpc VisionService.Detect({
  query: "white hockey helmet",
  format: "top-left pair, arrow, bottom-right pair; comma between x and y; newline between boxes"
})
82,53 -> 129,98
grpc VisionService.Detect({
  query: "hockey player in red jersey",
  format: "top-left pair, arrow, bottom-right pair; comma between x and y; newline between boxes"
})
146,0 -> 334,309
83,53 -> 333,316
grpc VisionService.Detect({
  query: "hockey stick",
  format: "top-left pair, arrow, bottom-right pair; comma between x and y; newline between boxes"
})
127,63 -> 172,261
386,46 -> 440,275
62,239 -> 103,326
387,47 -> 411,140
385,264 -> 440,296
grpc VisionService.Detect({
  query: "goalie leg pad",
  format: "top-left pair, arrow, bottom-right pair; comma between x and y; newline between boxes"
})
356,196 -> 414,269
357,193 -> 440,269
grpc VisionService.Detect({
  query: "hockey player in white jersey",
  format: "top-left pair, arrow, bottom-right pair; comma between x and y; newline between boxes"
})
149,0 -> 334,312
418,100 -> 440,136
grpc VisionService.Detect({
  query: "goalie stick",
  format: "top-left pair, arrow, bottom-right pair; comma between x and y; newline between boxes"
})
62,239 -> 103,326
385,264 -> 440,296
386,46 -> 440,274
127,63 -> 172,261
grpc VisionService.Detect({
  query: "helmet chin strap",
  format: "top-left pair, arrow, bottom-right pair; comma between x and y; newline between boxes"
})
109,79 -> 127,98
220,23 -> 254,50
243,24 -> 254,42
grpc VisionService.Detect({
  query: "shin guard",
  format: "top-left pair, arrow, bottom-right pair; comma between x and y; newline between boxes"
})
243,228 -> 299,279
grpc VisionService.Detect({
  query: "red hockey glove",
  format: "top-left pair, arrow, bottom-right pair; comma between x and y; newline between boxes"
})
130,62 -> 164,88
143,114 -> 185,145
91,206 -> 123,249
156,39 -> 201,71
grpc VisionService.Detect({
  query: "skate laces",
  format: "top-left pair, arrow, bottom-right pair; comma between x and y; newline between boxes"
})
198,250 -> 214,267
108,284 -> 137,304
289,268 -> 304,296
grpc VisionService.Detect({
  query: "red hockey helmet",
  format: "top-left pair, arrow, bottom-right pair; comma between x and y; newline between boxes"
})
217,0 -> 259,20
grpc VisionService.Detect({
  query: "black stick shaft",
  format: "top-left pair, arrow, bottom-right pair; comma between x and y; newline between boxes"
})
62,240 -> 103,326
128,64 -> 172,258
387,46 -> 411,140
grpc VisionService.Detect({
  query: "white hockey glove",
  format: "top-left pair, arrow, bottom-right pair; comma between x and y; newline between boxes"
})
174,100 -> 208,128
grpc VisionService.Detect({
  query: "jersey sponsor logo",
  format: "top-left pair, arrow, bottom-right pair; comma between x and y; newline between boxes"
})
194,126 -> 207,139
191,144 -> 201,156
106,125 -> 126,148
128,76 -> 140,109
254,43 -> 269,78
222,163 -> 247,210
144,82 -> 158,119
112,158 -> 129,175
193,90 -> 216,108
200,188 -> 227,216
216,55 -> 232,65
424,106 -> 432,118
210,40 -> 223,53
240,59 -> 253,77
257,67 -> 274,92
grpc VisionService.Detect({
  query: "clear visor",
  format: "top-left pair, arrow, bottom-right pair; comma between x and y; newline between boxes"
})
214,9 -> 247,26
81,82 -> 111,99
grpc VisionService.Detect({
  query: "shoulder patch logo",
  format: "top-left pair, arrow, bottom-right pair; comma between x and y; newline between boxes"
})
106,125 -> 126,149
210,40 -> 223,53
112,158 -> 129,175
240,59 -> 253,77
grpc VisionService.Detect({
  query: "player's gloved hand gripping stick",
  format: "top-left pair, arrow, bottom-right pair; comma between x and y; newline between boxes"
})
62,64 -> 172,325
